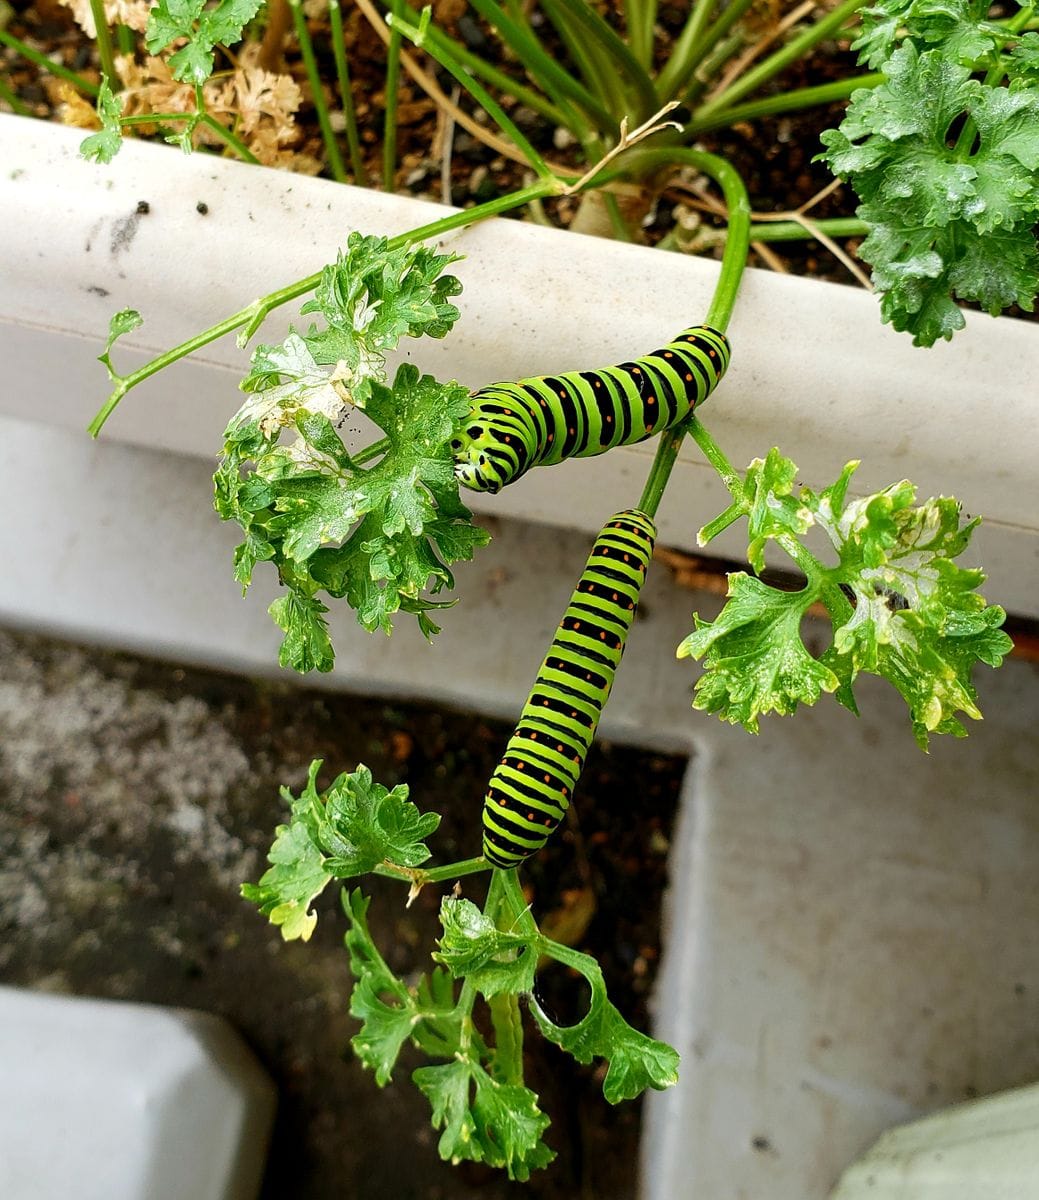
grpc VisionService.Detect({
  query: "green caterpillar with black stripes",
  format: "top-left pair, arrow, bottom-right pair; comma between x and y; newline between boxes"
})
453,325 -> 731,494
482,508 -> 657,869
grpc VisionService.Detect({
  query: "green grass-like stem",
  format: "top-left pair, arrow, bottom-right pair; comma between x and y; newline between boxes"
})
545,0 -> 660,120
329,0 -> 367,183
747,217 -> 868,242
373,854 -> 490,885
0,28 -> 101,97
686,73 -> 884,135
87,0 -> 118,86
672,0 -> 756,97
0,72 -> 29,116
88,179 -> 558,436
390,7 -> 557,182
466,0 -> 615,135
289,0 -> 348,183
693,0 -> 864,122
418,17 -> 567,124
198,112 -> 260,163
656,0 -> 725,100
624,0 -> 658,67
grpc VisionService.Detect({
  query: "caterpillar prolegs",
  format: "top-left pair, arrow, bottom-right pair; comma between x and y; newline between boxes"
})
482,509 -> 657,870
453,325 -> 731,494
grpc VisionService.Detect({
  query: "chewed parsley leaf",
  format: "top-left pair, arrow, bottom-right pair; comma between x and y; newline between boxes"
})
216,238 -> 488,670
532,940 -> 679,1104
683,449 -> 1012,746
241,762 -> 439,940
434,897 -> 537,998
414,1060 -> 554,1180
80,77 -> 124,164
300,233 -> 462,407
146,0 -> 264,83
819,41 -> 1039,344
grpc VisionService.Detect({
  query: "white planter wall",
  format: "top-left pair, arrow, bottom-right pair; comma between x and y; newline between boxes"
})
2,114 -> 1039,1200
1,114 -> 1037,616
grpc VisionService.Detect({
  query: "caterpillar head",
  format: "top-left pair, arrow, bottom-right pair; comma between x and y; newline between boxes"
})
451,423 -> 506,494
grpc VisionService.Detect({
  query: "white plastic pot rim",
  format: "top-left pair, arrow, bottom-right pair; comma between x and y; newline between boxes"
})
1,114 -> 1037,616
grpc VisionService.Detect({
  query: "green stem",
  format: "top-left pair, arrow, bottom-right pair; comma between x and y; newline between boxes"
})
692,0 -> 863,122
390,7 -> 557,182
383,0 -> 403,191
89,179 -> 558,436
674,0 -> 756,91
547,0 -> 660,120
116,23 -> 135,57
0,29 -> 101,97
499,869 -> 540,938
198,113 -> 260,163
632,150 -> 750,517
486,869 -> 524,1085
624,0 -> 658,68
373,854 -> 490,885
685,73 -> 884,136
466,0 -> 615,135
747,217 -> 868,242
413,12 -> 566,125
687,417 -> 744,499
289,0 -> 348,183
329,0 -> 367,183
0,73 -> 29,116
656,0 -> 724,100
88,0 -> 118,86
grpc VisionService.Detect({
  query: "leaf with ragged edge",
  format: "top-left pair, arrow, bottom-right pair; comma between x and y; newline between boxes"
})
216,235 -> 489,666
414,1060 -> 554,1180
240,762 -> 330,942
434,897 -> 537,998
341,889 -> 462,1087
146,0 -> 264,83
80,77 -> 123,164
268,590 -> 334,674
531,941 -> 680,1104
819,40 -> 1039,344
300,233 -> 462,405
682,452 -> 1012,745
241,763 -> 440,940
852,0 -> 1006,70
678,574 -> 839,732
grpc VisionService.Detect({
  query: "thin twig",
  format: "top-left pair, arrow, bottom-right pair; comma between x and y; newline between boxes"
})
354,0 -> 540,170
668,174 -> 869,285
561,102 -> 681,195
703,0 -> 816,105
751,180 -> 872,287
440,83 -> 460,205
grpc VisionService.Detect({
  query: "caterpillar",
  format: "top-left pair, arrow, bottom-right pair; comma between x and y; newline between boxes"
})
453,325 -> 731,494
482,508 -> 657,869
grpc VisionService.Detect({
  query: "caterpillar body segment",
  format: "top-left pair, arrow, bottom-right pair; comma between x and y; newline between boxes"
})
453,325 -> 731,494
481,509 -> 657,869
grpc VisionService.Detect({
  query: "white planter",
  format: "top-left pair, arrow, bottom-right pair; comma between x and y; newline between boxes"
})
1,114 -> 1037,616
2,114 -> 1038,1200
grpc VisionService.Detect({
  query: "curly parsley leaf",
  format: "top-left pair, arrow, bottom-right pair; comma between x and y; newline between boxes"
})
531,940 -> 680,1104
80,77 -> 124,164
852,0 -> 1006,70
342,890 -> 462,1084
414,1060 -> 554,1180
820,39 -> 1039,344
217,238 -> 488,669
242,762 -> 440,940
146,0 -> 264,83
435,897 -> 538,998
300,233 -> 462,407
682,450 -> 1012,747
